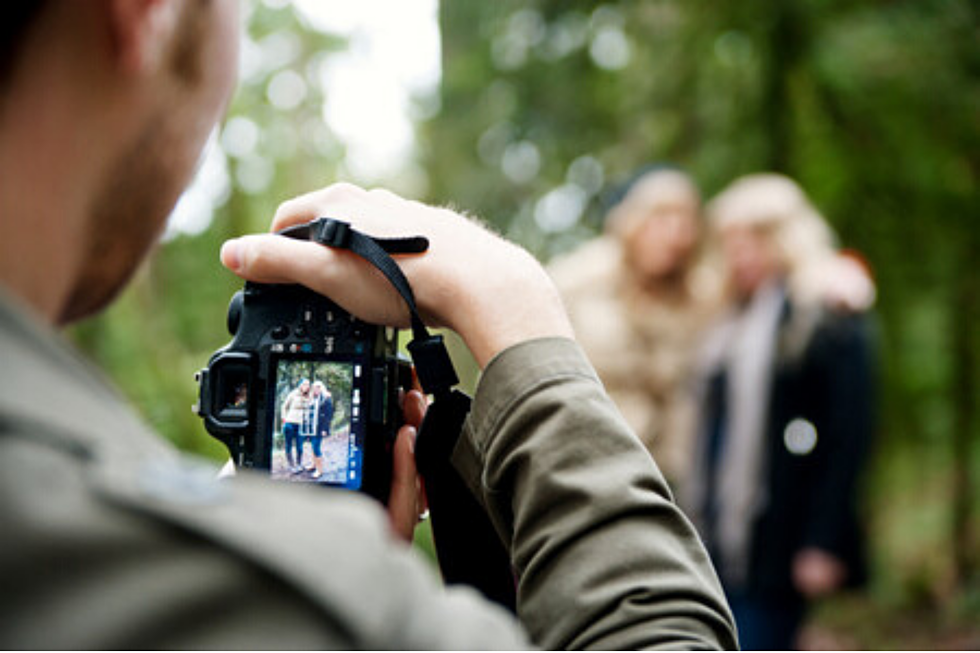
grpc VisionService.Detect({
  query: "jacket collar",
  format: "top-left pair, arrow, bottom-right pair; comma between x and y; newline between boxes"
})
0,287 -> 173,462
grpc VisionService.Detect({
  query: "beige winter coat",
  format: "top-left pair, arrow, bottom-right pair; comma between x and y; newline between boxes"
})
549,236 -> 721,483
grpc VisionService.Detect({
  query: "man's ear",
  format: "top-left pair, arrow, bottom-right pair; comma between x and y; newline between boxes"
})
105,0 -> 182,74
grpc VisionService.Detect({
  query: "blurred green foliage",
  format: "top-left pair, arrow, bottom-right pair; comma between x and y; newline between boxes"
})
69,0 -> 978,640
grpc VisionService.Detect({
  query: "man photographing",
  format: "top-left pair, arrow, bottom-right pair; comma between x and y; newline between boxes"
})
0,1 -> 736,649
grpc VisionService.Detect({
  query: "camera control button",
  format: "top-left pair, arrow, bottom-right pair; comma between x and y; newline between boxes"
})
272,325 -> 289,340
294,325 -> 308,338
227,291 -> 244,335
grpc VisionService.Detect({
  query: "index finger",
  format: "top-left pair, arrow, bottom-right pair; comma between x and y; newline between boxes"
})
401,389 -> 427,430
270,182 -> 369,233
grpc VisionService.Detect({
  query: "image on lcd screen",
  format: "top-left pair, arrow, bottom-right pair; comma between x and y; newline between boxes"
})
271,359 -> 362,488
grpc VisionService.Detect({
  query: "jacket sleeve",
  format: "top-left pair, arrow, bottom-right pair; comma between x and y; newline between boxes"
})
803,314 -> 876,558
454,338 -> 737,650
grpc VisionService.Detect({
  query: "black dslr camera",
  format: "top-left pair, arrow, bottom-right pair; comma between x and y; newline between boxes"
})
192,218 -> 516,610
195,282 -> 411,502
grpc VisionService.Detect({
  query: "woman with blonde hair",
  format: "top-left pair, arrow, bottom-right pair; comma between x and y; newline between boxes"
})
308,380 -> 334,480
549,167 -> 721,483
683,173 -> 876,649
280,378 -> 311,474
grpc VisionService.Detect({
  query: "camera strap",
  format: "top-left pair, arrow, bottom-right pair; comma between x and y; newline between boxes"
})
284,217 -> 458,395
282,218 -> 518,612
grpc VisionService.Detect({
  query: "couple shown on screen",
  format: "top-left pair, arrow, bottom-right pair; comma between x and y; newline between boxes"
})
281,379 -> 335,480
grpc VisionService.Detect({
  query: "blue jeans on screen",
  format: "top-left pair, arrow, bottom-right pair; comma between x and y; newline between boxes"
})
283,422 -> 301,465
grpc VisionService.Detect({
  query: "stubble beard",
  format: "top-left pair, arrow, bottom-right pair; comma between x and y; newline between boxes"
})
59,109 -> 193,324
59,2 -> 219,324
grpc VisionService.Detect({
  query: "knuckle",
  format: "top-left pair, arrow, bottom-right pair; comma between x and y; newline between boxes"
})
241,239 -> 270,273
272,198 -> 304,229
274,198 -> 297,218
367,187 -> 396,201
321,182 -> 365,203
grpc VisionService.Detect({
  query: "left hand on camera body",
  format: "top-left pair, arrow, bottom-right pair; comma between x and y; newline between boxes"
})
388,388 -> 428,542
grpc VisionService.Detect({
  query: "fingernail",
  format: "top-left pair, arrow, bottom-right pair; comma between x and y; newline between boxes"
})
407,426 -> 417,455
221,239 -> 242,272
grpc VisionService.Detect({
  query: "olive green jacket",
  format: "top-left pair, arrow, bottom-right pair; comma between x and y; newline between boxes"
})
0,291 -> 736,649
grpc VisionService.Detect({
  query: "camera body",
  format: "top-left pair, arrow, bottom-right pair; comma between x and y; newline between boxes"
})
195,282 -> 410,502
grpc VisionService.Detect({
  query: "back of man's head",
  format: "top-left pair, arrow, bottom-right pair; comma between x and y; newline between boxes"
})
0,1 -> 238,326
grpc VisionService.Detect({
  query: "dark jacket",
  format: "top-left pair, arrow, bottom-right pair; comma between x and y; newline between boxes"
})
691,296 -> 877,604
315,394 -> 334,436
747,304 -> 876,600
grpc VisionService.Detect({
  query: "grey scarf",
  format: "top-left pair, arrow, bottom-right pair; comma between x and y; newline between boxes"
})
683,282 -> 786,587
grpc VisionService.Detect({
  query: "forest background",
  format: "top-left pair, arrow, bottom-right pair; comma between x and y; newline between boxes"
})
69,1 -> 978,648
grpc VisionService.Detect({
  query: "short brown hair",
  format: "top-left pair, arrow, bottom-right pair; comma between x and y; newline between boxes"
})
0,2 -> 48,89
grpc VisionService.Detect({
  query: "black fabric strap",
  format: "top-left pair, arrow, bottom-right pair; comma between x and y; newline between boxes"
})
280,218 -> 459,397
280,218 -> 426,338
311,218 -> 428,341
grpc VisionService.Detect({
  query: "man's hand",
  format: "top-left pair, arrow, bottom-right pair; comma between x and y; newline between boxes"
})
388,389 -> 428,542
793,547 -> 847,598
219,183 -> 573,368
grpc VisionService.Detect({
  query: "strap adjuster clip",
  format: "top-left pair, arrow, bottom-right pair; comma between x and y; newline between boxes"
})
314,218 -> 352,249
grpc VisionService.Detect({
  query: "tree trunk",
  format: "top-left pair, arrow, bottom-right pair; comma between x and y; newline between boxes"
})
950,210 -> 979,588
761,0 -> 805,173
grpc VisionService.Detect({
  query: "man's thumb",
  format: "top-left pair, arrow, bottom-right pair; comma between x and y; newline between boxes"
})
220,234 -> 333,285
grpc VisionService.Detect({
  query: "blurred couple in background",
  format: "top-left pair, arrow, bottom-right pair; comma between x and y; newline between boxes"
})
550,168 -> 876,650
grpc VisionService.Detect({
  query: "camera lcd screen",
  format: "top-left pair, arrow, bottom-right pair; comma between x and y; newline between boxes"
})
270,359 -> 364,489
